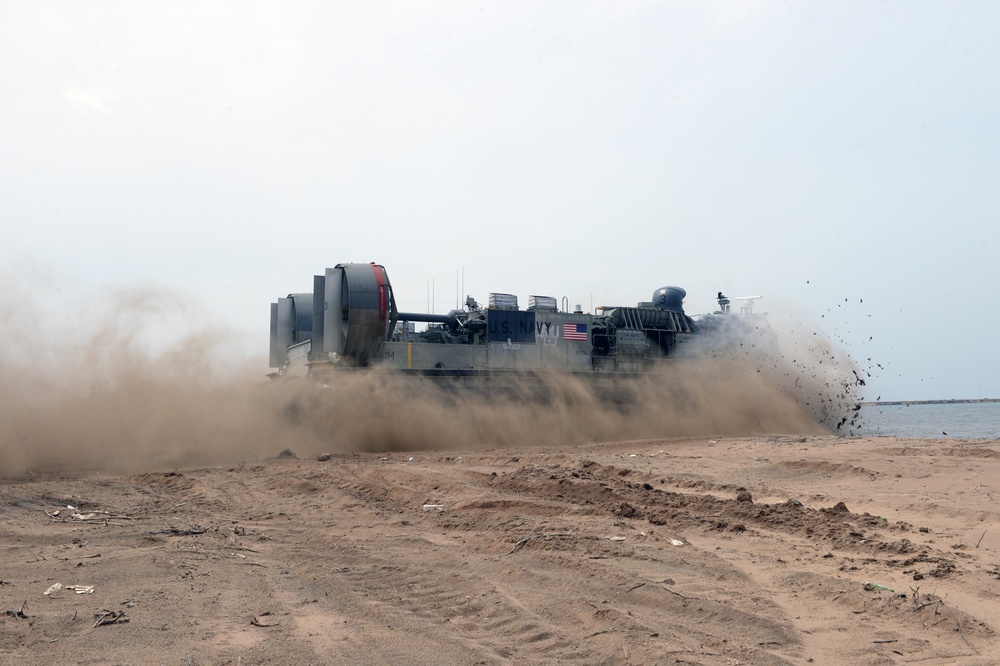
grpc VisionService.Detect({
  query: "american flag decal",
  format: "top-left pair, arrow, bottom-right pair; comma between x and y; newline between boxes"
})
563,323 -> 588,341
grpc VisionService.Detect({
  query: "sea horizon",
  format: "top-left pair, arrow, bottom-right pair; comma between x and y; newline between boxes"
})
860,397 -> 1000,406
856,400 -> 1000,439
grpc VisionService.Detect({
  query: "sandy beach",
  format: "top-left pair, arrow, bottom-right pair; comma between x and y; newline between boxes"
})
2,433 -> 998,665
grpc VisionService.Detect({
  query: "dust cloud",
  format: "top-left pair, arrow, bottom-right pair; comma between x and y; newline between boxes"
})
0,280 -> 861,476
0,280 -> 287,476
680,313 -> 865,432
277,358 -> 832,458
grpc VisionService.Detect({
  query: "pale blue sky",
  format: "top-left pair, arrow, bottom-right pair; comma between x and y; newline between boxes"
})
2,1 -> 997,401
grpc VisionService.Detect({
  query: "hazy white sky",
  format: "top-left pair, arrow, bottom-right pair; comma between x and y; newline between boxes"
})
2,1 -> 997,401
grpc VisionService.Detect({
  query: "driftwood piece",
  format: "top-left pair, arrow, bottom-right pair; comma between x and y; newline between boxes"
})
4,601 -> 28,620
508,532 -> 573,554
148,527 -> 209,537
93,609 -> 129,627
251,612 -> 280,627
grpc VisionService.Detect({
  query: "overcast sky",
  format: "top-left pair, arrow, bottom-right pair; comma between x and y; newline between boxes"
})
2,1 -> 997,401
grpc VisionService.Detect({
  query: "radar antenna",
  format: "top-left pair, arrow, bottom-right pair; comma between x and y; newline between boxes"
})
734,295 -> 762,315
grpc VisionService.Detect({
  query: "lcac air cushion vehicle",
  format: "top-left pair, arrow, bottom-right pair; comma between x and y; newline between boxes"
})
268,262 -> 768,384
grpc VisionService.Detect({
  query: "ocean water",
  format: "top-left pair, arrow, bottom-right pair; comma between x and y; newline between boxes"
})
855,401 -> 1000,439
